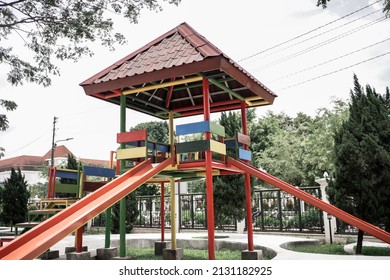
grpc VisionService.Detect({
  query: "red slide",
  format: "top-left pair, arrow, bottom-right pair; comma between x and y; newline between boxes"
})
0,157 -> 174,260
227,157 -> 390,244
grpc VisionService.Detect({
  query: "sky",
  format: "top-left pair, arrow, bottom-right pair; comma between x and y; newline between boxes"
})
1,0 -> 389,161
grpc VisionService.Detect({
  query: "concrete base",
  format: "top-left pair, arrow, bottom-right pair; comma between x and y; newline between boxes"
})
112,256 -> 137,260
241,250 -> 263,260
96,247 -> 118,260
65,246 -> 88,254
163,248 -> 184,260
39,250 -> 59,260
155,241 -> 170,256
66,251 -> 92,260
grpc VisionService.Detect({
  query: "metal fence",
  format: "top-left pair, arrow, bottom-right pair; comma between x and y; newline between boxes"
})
131,187 -> 324,233
251,187 -> 324,233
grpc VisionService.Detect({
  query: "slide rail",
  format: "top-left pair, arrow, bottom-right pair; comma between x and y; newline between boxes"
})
227,157 -> 390,244
0,157 -> 174,260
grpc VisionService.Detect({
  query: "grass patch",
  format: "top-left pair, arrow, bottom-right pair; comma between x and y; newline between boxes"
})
289,243 -> 347,255
289,243 -> 390,256
360,246 -> 390,256
126,247 -> 242,260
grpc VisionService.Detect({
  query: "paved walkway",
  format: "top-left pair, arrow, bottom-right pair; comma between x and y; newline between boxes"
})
48,231 -> 390,260
2,226 -> 390,260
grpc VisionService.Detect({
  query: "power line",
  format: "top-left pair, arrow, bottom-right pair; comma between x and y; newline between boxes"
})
271,37 -> 390,82
277,51 -> 390,91
248,9 -> 381,62
3,132 -> 50,157
238,0 -> 382,62
251,15 -> 387,72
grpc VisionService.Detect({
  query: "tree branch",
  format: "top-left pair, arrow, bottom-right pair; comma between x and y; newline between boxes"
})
0,0 -> 27,7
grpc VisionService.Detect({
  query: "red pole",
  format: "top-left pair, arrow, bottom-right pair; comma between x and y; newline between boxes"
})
47,168 -> 53,198
75,226 -> 83,252
241,101 -> 254,251
203,78 -> 215,260
49,168 -> 57,199
160,181 -> 165,242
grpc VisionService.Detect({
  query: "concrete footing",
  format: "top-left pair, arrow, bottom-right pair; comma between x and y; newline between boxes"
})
39,250 -> 60,260
96,247 -> 118,260
163,248 -> 183,260
155,241 -> 170,256
241,250 -> 263,260
112,256 -> 137,260
65,246 -> 88,254
66,251 -> 92,260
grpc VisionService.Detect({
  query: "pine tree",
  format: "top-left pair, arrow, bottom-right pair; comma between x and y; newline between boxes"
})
0,168 -> 30,230
212,110 -> 256,226
327,75 -> 390,254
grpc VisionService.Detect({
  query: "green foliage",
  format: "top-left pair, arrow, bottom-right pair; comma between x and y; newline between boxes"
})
213,175 -> 247,226
219,109 -> 256,138
288,242 -> 390,256
289,243 -> 347,255
327,75 -> 390,252
0,168 -> 30,227
59,154 -> 78,183
188,180 -> 205,193
111,193 -> 139,233
130,121 -> 169,143
126,247 -> 242,260
212,110 -> 256,225
193,211 -> 206,225
135,183 -> 160,196
0,0 -> 181,87
252,99 -> 348,187
317,0 -> 390,15
28,183 -> 47,199
0,99 -> 18,158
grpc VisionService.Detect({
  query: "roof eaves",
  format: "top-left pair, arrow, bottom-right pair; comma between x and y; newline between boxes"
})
80,24 -> 183,87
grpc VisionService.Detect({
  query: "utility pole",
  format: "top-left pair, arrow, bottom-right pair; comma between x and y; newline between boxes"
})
50,116 -> 58,167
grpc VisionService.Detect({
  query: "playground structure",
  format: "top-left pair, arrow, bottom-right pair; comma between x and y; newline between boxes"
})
1,22 -> 390,260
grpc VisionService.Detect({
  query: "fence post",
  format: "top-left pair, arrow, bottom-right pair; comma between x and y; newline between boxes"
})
317,178 -> 336,244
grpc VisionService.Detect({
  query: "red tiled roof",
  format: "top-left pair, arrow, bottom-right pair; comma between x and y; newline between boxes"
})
41,145 -> 74,160
80,22 -> 277,119
0,155 -> 44,171
0,145 -> 109,171
79,158 -> 110,168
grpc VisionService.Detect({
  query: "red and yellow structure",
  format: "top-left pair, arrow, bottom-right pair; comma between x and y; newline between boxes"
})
1,22 -> 390,260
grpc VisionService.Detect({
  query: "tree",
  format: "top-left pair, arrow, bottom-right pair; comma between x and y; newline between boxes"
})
130,121 -> 169,143
0,0 -> 181,157
111,193 -> 139,234
327,75 -> 390,254
57,154 -> 78,197
252,100 -> 348,187
0,0 -> 181,87
28,182 -> 47,199
0,99 -> 17,158
317,0 -> 390,15
129,120 -> 169,195
0,168 -> 30,230
212,110 -> 256,226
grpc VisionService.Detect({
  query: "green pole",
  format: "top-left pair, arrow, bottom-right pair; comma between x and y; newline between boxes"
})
119,94 -> 127,257
105,207 -> 111,248
170,177 -> 176,250
105,151 -> 115,248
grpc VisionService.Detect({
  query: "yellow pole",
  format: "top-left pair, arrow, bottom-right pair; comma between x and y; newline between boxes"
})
170,177 -> 176,250
122,76 -> 202,95
169,111 -> 176,167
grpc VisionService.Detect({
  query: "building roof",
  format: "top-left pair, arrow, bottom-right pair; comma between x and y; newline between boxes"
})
80,22 -> 277,119
0,155 -> 44,172
0,146 -> 109,172
41,145 -> 74,161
